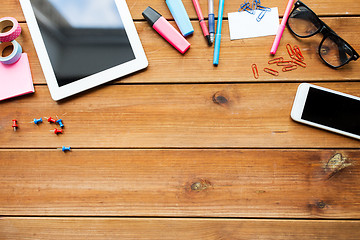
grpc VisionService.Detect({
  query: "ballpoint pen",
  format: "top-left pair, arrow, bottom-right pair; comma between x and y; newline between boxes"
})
191,0 -> 212,46
208,0 -> 215,44
213,0 -> 224,66
270,0 -> 295,55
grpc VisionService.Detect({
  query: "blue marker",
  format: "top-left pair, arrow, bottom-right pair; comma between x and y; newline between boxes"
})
213,0 -> 225,66
166,0 -> 194,37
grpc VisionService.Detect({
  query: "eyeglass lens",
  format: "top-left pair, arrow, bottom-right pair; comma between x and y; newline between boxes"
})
288,4 -> 353,67
288,6 -> 321,37
320,36 -> 352,67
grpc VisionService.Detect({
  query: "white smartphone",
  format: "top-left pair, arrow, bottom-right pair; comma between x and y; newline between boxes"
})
291,83 -> 360,140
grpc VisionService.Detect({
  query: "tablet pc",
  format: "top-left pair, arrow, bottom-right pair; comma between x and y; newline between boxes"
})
20,0 -> 148,100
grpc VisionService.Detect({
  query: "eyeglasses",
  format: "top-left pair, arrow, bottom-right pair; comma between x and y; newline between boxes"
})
286,0 -> 359,68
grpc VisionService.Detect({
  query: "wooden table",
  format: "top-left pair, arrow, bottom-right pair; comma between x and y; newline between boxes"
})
1,0 -> 360,239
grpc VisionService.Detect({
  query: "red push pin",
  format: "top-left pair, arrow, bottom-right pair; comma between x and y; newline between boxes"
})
47,117 -> 57,123
12,119 -> 18,131
51,128 -> 63,134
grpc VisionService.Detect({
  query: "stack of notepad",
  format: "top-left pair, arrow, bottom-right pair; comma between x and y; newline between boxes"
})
0,53 -> 34,101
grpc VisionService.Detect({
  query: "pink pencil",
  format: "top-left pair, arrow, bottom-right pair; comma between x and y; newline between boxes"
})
270,0 -> 295,55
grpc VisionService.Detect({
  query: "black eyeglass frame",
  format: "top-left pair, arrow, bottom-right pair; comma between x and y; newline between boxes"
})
286,0 -> 359,68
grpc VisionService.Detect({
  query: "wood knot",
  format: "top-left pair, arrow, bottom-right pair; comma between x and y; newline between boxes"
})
212,92 -> 228,105
190,179 -> 211,192
316,201 -> 327,209
325,153 -> 352,179
308,200 -> 328,212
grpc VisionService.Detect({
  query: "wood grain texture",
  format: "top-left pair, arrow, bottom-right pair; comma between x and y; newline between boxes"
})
0,149 -> 359,218
2,0 -> 360,21
1,83 -> 360,148
1,0 -> 360,237
13,17 -> 360,84
1,217 -> 360,240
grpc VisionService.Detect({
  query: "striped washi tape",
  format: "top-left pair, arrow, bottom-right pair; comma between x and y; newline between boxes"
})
0,40 -> 23,64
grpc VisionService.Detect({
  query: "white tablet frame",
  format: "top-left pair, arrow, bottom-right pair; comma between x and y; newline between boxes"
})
20,0 -> 148,100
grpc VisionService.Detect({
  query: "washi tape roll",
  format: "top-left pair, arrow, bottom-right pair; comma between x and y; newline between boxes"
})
0,17 -> 22,42
0,40 -> 22,64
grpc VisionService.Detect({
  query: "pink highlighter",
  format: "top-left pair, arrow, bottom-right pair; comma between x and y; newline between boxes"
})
142,6 -> 190,54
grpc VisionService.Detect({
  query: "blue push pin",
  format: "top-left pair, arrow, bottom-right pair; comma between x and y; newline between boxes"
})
56,119 -> 64,128
33,118 -> 43,124
61,146 -> 71,152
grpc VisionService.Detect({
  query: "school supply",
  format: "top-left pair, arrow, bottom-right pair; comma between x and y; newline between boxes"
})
228,8 -> 279,40
166,0 -> 194,37
208,0 -> 215,43
12,119 -> 18,131
0,40 -> 22,64
213,0 -> 225,66
252,64 -> 259,79
33,118 -> 43,124
238,0 -> 271,22
270,0 -> 295,54
142,6 -> 190,54
192,0 -> 212,46
0,53 -> 35,101
255,44 -> 306,78
0,17 -> 22,42
61,146 -> 71,152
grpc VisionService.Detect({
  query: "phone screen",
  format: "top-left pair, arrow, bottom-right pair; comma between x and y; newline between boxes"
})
301,87 -> 360,135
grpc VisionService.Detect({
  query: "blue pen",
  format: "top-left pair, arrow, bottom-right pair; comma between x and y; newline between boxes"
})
208,0 -> 215,43
213,0 -> 225,66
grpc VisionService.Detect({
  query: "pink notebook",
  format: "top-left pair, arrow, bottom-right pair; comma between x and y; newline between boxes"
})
0,53 -> 35,101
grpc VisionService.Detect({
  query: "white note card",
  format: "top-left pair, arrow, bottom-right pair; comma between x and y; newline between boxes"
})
228,7 -> 279,40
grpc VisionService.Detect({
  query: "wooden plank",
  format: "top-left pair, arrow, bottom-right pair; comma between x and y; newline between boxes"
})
0,0 -> 23,21
3,0 -> 360,22
1,83 -> 360,148
16,17 -> 360,85
1,217 -> 360,240
0,149 -> 359,217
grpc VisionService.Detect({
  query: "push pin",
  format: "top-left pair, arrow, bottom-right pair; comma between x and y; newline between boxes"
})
47,117 -> 57,123
33,118 -> 43,124
51,128 -> 63,134
56,119 -> 64,128
12,119 -> 18,131
60,146 -> 71,152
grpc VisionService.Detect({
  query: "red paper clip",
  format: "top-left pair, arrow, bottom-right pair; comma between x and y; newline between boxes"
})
268,57 -> 283,64
292,58 -> 307,68
286,43 -> 295,58
282,65 -> 298,72
277,60 -> 293,66
263,68 -> 279,76
293,45 -> 304,61
251,64 -> 259,79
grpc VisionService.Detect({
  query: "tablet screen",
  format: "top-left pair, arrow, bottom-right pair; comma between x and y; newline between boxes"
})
30,0 -> 135,87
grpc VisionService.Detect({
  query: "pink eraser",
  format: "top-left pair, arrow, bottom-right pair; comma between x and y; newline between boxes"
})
0,53 -> 35,101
